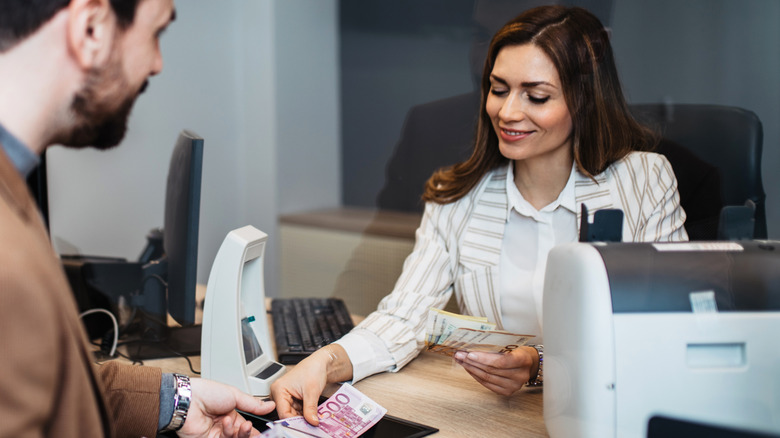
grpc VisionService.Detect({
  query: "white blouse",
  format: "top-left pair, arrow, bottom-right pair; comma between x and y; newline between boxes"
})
499,162 -> 578,343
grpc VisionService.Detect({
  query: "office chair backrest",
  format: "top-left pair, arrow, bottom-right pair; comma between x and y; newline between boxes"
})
630,103 -> 766,239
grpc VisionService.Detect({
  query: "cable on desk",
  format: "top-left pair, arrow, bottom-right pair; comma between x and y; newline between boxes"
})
116,328 -> 202,375
88,342 -> 143,365
170,350 -> 200,375
80,308 -> 118,357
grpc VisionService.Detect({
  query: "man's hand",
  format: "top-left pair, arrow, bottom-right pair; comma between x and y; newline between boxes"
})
453,346 -> 538,396
175,378 -> 275,438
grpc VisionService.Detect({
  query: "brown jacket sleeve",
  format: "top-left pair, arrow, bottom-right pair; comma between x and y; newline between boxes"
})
95,361 -> 162,438
0,148 -> 164,438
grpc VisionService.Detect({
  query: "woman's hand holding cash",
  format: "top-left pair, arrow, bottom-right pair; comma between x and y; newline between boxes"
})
453,347 -> 540,396
427,308 -> 539,396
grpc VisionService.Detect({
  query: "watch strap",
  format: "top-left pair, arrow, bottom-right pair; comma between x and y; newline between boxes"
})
526,344 -> 543,387
162,373 -> 191,432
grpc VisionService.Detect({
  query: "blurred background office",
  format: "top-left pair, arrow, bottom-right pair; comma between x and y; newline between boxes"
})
45,0 -> 779,309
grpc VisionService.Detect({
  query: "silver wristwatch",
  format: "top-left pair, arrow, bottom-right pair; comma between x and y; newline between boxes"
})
163,373 -> 192,432
526,344 -> 544,387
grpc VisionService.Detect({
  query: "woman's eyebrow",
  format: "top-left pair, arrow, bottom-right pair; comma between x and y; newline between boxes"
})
489,74 -> 508,85
521,81 -> 556,89
489,75 -> 557,89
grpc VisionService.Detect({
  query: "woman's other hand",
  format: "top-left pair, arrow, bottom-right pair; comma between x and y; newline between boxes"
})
453,346 -> 538,396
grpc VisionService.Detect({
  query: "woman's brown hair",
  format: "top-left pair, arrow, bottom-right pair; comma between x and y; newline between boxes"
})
422,5 -> 656,204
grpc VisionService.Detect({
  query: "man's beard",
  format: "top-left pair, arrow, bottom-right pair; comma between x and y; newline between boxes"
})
59,56 -> 146,150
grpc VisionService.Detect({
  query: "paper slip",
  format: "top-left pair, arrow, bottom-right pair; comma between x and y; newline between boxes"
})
262,383 -> 387,438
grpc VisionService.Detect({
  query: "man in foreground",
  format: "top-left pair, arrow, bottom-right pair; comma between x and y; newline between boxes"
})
0,0 -> 274,436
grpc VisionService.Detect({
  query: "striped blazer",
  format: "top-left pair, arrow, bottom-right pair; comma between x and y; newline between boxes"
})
353,151 -> 688,376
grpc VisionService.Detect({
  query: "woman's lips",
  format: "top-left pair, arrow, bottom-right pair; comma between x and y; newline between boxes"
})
499,128 -> 533,142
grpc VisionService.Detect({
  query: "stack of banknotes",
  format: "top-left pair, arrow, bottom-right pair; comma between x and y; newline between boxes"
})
261,383 -> 387,438
425,308 -> 535,356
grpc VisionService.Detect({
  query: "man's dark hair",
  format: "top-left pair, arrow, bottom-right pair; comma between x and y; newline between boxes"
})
0,0 -> 141,52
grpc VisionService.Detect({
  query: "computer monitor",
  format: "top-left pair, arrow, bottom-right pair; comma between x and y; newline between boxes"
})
122,129 -> 204,359
162,130 -> 203,326
31,130 -> 205,360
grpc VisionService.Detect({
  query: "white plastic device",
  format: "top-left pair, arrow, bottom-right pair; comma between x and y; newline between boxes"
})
201,225 -> 285,396
543,242 -> 780,437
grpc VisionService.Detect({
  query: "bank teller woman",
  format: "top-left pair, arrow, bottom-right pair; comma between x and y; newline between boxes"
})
271,5 -> 688,425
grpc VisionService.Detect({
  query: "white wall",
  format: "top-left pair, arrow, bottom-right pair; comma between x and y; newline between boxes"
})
47,0 -> 340,296
276,2 -> 341,215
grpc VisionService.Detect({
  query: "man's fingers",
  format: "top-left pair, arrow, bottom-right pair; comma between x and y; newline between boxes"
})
220,415 -> 236,436
238,418 -> 257,438
233,412 -> 245,433
229,386 -> 276,417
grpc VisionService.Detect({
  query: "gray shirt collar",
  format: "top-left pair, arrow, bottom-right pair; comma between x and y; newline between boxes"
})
0,122 -> 40,178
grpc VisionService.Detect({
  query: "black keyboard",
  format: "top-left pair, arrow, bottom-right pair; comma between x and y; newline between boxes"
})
271,297 -> 354,365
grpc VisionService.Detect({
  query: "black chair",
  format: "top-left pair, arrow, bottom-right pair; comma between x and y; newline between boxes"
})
631,103 -> 766,240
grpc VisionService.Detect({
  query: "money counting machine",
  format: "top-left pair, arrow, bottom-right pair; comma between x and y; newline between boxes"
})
542,241 -> 780,437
